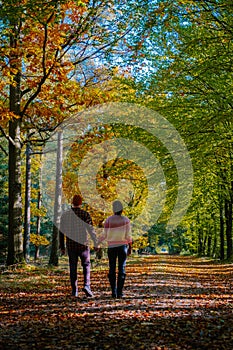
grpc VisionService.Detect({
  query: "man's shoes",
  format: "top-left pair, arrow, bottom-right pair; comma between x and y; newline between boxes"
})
72,293 -> 78,297
71,280 -> 78,297
72,290 -> 78,297
83,285 -> 94,297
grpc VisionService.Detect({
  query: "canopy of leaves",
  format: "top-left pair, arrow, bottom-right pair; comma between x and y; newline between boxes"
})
134,0 -> 233,257
0,0 -> 162,127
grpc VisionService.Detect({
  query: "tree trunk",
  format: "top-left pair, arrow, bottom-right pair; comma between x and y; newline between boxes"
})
35,156 -> 42,261
7,20 -> 24,266
197,217 -> 203,256
34,245 -> 40,260
7,57 -> 24,267
207,227 -> 212,257
219,200 -> 225,260
7,118 -> 24,265
203,230 -> 207,256
225,197 -> 232,260
23,143 -> 32,262
211,220 -> 218,258
49,131 -> 63,266
36,196 -> 41,235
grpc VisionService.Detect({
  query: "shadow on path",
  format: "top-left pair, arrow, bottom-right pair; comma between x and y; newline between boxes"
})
0,255 -> 232,350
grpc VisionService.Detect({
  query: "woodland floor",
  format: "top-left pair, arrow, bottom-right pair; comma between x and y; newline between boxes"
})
0,254 -> 232,350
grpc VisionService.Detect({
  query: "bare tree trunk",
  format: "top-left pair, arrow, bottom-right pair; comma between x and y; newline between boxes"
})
7,21 -> 24,267
35,245 -> 40,261
49,131 -> 63,266
6,19 -> 24,266
7,117 -> 24,265
23,143 -> 32,262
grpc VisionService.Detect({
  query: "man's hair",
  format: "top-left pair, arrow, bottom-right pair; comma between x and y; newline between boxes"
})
72,194 -> 82,206
113,200 -> 123,215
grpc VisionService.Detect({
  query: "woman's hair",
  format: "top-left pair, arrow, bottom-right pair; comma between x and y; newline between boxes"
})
113,200 -> 123,215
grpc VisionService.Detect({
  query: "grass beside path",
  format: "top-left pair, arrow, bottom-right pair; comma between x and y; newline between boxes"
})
0,255 -> 232,350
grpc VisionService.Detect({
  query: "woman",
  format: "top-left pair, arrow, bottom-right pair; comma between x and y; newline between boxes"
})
99,200 -> 132,298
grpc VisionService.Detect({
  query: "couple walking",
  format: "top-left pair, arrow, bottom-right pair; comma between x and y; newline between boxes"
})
59,195 -> 132,298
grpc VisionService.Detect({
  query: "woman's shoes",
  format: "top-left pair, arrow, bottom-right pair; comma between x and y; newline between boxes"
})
83,285 -> 94,297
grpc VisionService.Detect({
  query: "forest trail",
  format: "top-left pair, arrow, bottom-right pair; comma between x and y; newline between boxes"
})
0,255 -> 232,350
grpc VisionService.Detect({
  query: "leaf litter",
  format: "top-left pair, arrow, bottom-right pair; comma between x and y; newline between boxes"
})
0,255 -> 232,350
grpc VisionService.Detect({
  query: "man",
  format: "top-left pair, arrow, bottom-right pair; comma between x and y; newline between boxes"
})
59,194 -> 98,297
99,200 -> 132,298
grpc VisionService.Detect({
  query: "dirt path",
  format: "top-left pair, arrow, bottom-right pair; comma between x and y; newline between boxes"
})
0,255 -> 232,349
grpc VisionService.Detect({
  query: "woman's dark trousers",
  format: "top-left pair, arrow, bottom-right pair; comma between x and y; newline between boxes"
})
108,244 -> 127,298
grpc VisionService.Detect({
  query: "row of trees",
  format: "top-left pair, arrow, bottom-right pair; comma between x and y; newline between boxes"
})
0,0 -> 232,265
141,0 -> 233,259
